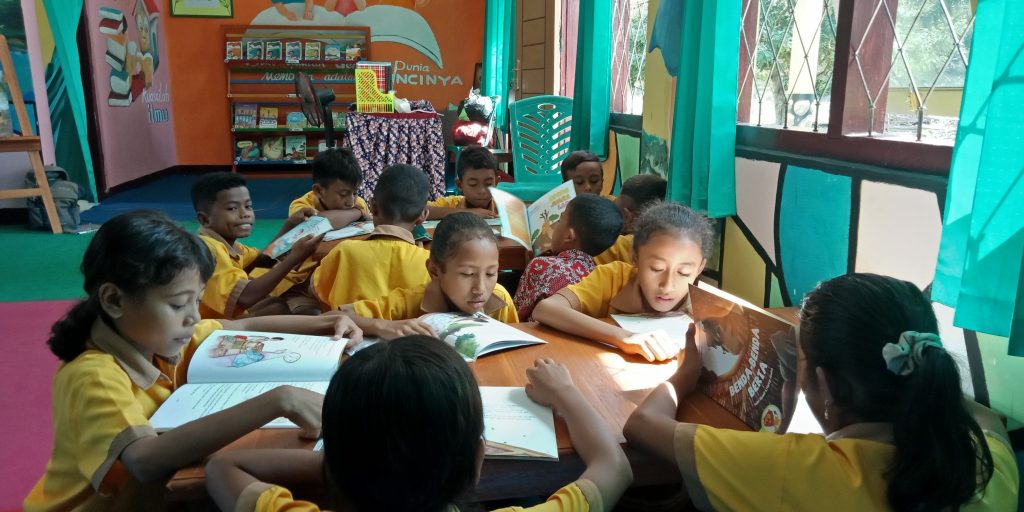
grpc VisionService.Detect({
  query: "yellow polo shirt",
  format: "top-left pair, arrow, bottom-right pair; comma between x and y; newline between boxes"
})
351,281 -> 519,323
311,225 -> 431,310
198,227 -> 262,319
428,195 -> 497,212
593,234 -> 633,266
24,319 -> 221,512
289,190 -> 369,218
556,261 -> 689,318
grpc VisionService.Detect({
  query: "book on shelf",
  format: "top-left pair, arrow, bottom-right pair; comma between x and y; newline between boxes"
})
233,103 -> 258,129
225,41 -> 242,61
489,181 -> 576,256
262,136 -> 284,160
285,41 -> 302,62
304,41 -> 321,61
331,111 -> 346,130
259,107 -> 279,128
689,283 -> 799,434
286,111 -> 307,130
481,387 -> 558,460
265,40 -> 282,61
245,40 -> 264,60
324,43 -> 342,61
148,330 -> 348,431
264,216 -> 333,259
235,140 -> 260,161
284,135 -> 307,161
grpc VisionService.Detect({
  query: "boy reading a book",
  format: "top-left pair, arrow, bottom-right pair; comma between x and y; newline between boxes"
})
290,148 -> 370,229
514,195 -> 623,320
340,212 -> 517,339
562,150 -> 614,199
312,164 -> 432,311
533,202 -> 712,362
595,173 -> 667,265
427,145 -> 499,219
192,172 -> 322,319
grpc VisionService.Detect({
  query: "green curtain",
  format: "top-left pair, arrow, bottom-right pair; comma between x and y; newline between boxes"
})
482,0 -> 516,131
665,0 -> 739,218
569,0 -> 612,155
933,0 -> 1024,356
41,0 -> 96,201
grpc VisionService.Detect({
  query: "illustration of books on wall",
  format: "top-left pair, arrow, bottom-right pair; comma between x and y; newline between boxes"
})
265,40 -> 282,60
246,40 -> 264,60
285,41 -> 302,62
489,181 -> 576,256
225,41 -> 242,61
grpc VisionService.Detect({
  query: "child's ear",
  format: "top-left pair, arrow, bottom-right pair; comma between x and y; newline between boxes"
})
455,178 -> 463,193
370,199 -> 379,218
631,249 -> 638,267
311,183 -> 323,196
563,225 -> 578,246
622,208 -> 637,233
98,283 -> 126,319
416,207 -> 429,225
426,259 -> 441,278
196,210 -> 210,227
697,257 -> 707,275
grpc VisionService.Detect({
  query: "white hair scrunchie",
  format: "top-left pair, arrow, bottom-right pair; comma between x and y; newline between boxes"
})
881,331 -> 943,376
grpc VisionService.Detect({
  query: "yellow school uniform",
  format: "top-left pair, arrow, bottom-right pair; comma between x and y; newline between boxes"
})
311,225 -> 431,310
235,479 -> 602,512
289,190 -> 369,218
198,227 -> 263,319
428,195 -> 497,212
673,423 -> 1019,512
24,319 -> 221,512
555,261 -> 689,318
351,281 -> 519,323
593,234 -> 633,266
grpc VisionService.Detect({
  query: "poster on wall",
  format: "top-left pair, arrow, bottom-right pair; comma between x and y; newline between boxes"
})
86,0 -> 177,189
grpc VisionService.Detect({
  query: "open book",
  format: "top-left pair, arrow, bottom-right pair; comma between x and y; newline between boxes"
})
148,330 -> 347,432
489,181 -> 576,255
482,387 -> 558,460
323,221 -> 431,243
348,312 -> 546,362
689,284 -> 799,434
264,216 -> 333,258
421,218 -> 502,230
611,313 -> 692,350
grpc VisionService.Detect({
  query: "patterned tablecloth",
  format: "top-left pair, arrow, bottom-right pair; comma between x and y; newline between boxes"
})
343,112 -> 446,202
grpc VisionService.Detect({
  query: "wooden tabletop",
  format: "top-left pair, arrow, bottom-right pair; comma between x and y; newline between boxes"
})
312,230 -> 532,272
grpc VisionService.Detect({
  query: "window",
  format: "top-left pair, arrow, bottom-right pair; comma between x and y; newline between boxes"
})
616,0 -> 649,115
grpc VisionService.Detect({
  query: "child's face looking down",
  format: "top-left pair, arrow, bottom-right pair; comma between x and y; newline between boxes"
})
201,186 -> 254,242
456,167 -> 497,209
633,232 -> 705,312
567,161 -> 603,196
433,237 -> 500,314
314,179 -> 359,211
112,267 -> 203,359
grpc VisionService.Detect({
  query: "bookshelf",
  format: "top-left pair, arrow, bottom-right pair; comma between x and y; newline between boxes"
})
223,25 -> 370,172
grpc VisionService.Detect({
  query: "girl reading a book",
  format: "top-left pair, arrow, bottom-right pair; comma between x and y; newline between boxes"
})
205,335 -> 633,512
24,211 -> 363,511
533,202 -> 713,362
624,274 -> 1019,511
339,212 -> 518,340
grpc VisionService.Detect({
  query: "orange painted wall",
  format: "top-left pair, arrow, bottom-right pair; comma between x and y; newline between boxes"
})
164,0 -> 484,165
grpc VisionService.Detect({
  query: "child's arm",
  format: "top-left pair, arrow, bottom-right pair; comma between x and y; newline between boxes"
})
206,449 -> 323,512
224,311 -> 363,342
427,206 -> 496,220
532,294 -> 679,362
337,304 -> 436,345
318,208 -> 364,229
271,207 -> 317,241
526,358 -> 633,506
236,234 -> 323,311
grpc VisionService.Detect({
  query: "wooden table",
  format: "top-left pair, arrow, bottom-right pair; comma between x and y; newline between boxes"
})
165,319 -> 776,505
312,231 -> 532,272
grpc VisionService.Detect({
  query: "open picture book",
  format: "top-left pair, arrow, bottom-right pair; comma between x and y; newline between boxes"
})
149,330 -> 347,431
481,387 -> 558,460
489,181 -> 576,255
323,221 -> 432,243
347,312 -> 546,362
264,216 -> 333,258
689,283 -> 799,433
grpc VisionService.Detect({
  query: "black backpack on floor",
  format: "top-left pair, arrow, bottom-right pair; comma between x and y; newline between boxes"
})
25,167 -> 80,232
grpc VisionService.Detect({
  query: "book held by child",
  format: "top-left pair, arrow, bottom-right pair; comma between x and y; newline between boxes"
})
264,216 -> 332,259
489,181 -> 576,255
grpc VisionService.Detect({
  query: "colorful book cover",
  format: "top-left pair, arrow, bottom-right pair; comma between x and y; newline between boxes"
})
265,40 -> 282,61
285,41 -> 302,62
264,216 -> 332,258
245,40 -> 264,61
262,136 -> 284,160
490,181 -> 576,255
235,140 -> 259,161
304,41 -> 321,61
324,43 -> 342,61
225,41 -> 242,61
690,283 -> 799,434
331,111 -> 346,130
284,135 -> 307,161
259,107 -> 279,129
286,111 -> 307,130
233,103 -> 258,129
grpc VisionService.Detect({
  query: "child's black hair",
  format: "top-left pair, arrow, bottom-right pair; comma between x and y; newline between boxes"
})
565,195 -> 623,256
312,147 -> 363,188
430,212 -> 497,269
560,150 -> 601,181
47,211 -> 215,362
322,335 -> 484,512
619,174 -> 667,212
799,274 -> 993,512
372,164 -> 430,223
633,202 -> 714,259
190,172 -> 247,213
456,145 -> 498,181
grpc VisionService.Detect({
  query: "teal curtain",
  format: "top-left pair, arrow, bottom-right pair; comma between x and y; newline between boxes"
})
569,0 -> 612,155
933,0 -> 1024,356
665,0 -> 739,218
41,0 -> 96,201
482,0 -> 516,131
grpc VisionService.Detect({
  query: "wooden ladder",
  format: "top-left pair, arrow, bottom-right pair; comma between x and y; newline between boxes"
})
0,35 -> 62,234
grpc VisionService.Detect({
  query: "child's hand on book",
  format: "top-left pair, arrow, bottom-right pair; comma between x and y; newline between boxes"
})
620,330 -> 679,362
525,358 -> 576,411
288,233 -> 325,261
285,207 -> 317,229
669,323 -> 701,396
373,319 -> 437,340
273,385 -> 325,440
321,311 -> 363,342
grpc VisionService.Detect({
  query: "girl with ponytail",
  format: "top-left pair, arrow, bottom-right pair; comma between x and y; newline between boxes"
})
25,211 -> 362,512
624,273 -> 1018,511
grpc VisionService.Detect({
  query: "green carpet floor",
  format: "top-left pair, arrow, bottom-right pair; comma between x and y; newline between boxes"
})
0,220 -> 287,303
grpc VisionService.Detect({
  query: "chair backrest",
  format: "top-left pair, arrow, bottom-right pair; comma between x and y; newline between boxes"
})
509,95 -> 573,184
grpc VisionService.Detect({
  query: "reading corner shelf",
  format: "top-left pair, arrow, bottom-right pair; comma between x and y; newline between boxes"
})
223,25 -> 370,173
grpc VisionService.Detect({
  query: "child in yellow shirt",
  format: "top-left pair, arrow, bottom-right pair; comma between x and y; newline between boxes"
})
624,274 -> 1019,511
533,202 -> 712,362
427,145 -> 499,219
594,173 -> 667,265
340,212 -> 517,339
289,147 -> 370,228
311,164 -> 432,310
204,336 -> 633,512
561,150 -> 616,200
23,211 -> 362,512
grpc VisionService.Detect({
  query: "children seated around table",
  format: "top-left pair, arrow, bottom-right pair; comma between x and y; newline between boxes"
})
290,147 -> 370,229
312,164 -> 432,311
532,202 -> 712,362
23,211 -> 362,511
514,195 -> 623,320
427,145 -> 498,219
595,173 -> 667,265
624,274 -> 1020,511
192,172 -> 323,319
562,150 -> 614,199
204,336 -> 633,512
340,212 -> 517,339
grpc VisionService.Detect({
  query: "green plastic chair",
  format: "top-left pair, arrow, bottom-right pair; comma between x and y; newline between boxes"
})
496,95 -> 573,201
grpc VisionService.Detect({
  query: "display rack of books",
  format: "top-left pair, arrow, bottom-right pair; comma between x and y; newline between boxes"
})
224,25 -> 370,172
